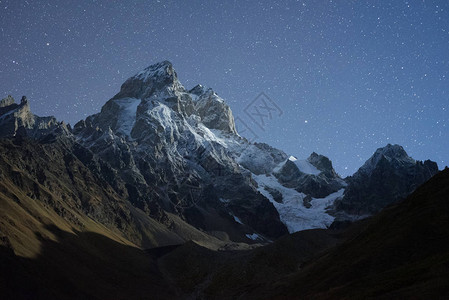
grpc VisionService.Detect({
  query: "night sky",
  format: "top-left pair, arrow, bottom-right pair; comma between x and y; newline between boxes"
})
1,0 -> 448,176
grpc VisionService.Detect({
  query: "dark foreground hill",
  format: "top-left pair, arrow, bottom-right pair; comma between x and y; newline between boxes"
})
277,167 -> 449,299
0,226 -> 175,300
159,168 -> 449,299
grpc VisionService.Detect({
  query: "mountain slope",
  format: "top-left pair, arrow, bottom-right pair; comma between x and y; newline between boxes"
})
0,139 -> 180,299
0,225 -> 176,300
0,138 -> 184,254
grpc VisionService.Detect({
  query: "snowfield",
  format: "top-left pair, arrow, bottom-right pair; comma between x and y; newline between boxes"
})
252,173 -> 344,233
114,97 -> 141,136
288,155 -> 321,175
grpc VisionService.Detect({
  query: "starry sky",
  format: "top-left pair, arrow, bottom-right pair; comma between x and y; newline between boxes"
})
1,0 -> 448,176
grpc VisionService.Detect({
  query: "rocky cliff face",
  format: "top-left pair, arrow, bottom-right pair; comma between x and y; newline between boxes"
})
333,144 -> 439,220
190,85 -> 237,134
0,95 -> 69,140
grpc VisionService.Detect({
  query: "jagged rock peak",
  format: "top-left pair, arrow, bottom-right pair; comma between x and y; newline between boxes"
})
194,89 -> 236,134
133,60 -> 176,82
75,61 -> 239,137
188,84 -> 218,101
0,95 -> 30,112
307,152 -> 334,173
0,95 -> 15,107
112,60 -> 185,100
334,143 -> 439,217
0,96 -> 68,139
20,96 -> 28,105
373,144 -> 411,160
0,95 -> 32,121
359,143 -> 415,175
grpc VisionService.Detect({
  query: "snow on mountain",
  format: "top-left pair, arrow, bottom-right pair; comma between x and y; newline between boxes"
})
274,153 -> 346,199
114,97 -> 141,136
231,214 -> 244,225
73,61 -> 292,240
237,143 -> 288,175
288,156 -> 321,175
134,60 -> 178,82
252,173 -> 344,233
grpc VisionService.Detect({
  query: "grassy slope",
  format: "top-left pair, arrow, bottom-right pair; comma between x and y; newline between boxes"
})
0,226 -> 176,300
0,138 -> 180,299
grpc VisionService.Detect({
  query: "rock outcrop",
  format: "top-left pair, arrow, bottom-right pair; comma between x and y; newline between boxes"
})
0,95 -> 69,139
274,153 -> 346,198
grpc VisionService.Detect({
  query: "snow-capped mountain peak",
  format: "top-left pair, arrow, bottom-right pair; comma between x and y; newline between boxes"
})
112,60 -> 185,101
359,143 -> 416,175
69,62 -> 441,241
134,60 -> 175,82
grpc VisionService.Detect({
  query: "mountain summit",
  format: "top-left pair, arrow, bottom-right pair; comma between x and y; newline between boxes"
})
334,144 -> 438,218
112,60 -> 185,101
358,144 -> 416,175
72,61 -> 363,238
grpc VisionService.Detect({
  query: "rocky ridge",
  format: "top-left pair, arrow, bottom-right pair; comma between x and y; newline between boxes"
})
0,61 -> 440,249
0,95 -> 69,140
